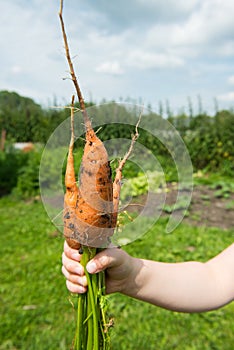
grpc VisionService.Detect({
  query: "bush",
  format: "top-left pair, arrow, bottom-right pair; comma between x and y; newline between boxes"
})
0,149 -> 28,196
13,149 -> 42,198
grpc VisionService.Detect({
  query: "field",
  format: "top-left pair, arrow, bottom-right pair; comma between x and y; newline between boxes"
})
0,181 -> 233,350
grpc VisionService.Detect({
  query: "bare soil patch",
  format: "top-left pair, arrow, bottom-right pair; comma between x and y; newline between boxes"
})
183,185 -> 234,230
125,185 -> 234,230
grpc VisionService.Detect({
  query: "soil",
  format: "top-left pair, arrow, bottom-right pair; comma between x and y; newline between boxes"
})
125,185 -> 234,230
183,185 -> 234,230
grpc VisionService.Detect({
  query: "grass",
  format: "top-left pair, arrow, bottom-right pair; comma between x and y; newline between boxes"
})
0,197 -> 73,349
0,196 -> 233,350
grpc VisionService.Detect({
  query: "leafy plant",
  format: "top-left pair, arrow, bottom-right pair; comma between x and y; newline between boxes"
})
209,181 -> 234,199
13,148 -> 42,198
0,149 -> 28,196
120,171 -> 165,200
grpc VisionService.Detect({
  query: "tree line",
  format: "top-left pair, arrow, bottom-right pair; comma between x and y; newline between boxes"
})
0,90 -> 233,197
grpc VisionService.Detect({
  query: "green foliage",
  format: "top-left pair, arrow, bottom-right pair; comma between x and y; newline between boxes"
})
0,90 -> 233,199
0,90 -> 93,143
120,171 -> 165,200
13,148 -> 42,198
209,180 -> 234,199
0,149 -> 28,195
179,111 -> 234,176
0,197 -> 233,349
0,91 -> 44,142
193,171 -> 233,186
168,107 -> 234,177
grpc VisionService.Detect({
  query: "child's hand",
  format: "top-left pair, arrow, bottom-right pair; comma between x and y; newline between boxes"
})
62,241 -> 87,293
62,241 -> 135,294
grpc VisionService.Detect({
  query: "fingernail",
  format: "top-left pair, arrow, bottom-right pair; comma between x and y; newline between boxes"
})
86,262 -> 96,274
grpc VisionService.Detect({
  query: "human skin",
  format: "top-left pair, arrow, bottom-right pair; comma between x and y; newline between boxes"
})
62,242 -> 234,312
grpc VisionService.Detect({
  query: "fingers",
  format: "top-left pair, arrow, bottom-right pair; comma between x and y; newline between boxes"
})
63,241 -> 121,275
86,249 -> 115,274
63,240 -> 81,261
65,279 -> 87,294
62,242 -> 131,295
62,252 -> 84,276
62,264 -> 87,294
86,248 -> 132,294
62,241 -> 87,293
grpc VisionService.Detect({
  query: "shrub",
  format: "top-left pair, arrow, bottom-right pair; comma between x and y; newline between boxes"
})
13,148 -> 42,198
0,149 -> 28,196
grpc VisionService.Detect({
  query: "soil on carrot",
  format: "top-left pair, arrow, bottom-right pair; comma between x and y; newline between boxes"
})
125,184 -> 234,230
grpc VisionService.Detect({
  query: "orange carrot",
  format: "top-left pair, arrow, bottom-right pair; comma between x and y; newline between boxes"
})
63,95 -> 80,249
64,102 -> 115,248
59,2 -> 140,347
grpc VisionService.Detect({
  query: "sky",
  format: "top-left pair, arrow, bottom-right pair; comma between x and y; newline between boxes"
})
0,0 -> 234,115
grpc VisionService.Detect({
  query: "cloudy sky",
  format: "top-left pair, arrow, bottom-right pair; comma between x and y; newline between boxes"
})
1,0 -> 234,115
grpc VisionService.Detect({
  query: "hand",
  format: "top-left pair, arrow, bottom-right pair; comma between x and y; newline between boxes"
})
62,241 -> 135,294
62,241 -> 87,294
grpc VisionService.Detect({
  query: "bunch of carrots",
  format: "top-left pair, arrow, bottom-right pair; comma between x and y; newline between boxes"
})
59,1 -> 140,349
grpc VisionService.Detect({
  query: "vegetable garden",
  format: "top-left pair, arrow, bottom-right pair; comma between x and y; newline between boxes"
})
0,1 -> 234,348
0,91 -> 233,349
0,86 -> 234,350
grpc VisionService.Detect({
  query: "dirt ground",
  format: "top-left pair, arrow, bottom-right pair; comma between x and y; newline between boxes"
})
125,185 -> 234,230
184,185 -> 234,230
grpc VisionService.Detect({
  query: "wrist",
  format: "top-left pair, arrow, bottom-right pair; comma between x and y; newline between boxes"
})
120,257 -> 144,297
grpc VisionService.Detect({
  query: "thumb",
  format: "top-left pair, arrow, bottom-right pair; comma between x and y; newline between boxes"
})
86,248 -> 120,274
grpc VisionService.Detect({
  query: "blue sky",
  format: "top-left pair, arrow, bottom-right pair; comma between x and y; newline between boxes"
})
0,0 -> 234,115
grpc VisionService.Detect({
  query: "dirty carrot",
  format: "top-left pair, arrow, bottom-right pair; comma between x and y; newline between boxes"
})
59,1 -> 140,349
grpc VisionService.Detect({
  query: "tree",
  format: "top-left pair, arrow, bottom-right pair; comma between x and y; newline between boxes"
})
0,90 -> 44,142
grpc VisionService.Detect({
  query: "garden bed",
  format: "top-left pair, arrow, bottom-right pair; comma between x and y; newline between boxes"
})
125,184 -> 234,230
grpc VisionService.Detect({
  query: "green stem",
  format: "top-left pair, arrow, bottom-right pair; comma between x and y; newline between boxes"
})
85,265 -> 99,349
74,293 -> 85,349
72,246 -> 110,350
86,284 -> 93,350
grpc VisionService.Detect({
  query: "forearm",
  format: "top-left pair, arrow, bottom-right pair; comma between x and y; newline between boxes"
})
62,241 -> 234,312
122,254 -> 234,312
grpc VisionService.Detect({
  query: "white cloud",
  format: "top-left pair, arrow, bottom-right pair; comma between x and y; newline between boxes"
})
0,0 -> 233,113
84,0 -> 201,30
218,92 -> 234,101
137,0 -> 200,13
228,76 -> 234,85
11,65 -> 23,74
128,51 -> 185,69
145,0 -> 234,60
96,61 -> 124,75
178,0 -> 234,46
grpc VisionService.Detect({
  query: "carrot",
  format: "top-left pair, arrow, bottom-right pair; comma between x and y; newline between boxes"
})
59,1 -> 140,348
63,95 -> 79,249
64,118 -> 114,248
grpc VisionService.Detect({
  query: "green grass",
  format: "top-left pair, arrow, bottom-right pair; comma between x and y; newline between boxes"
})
193,171 -> 234,189
0,197 -> 233,350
